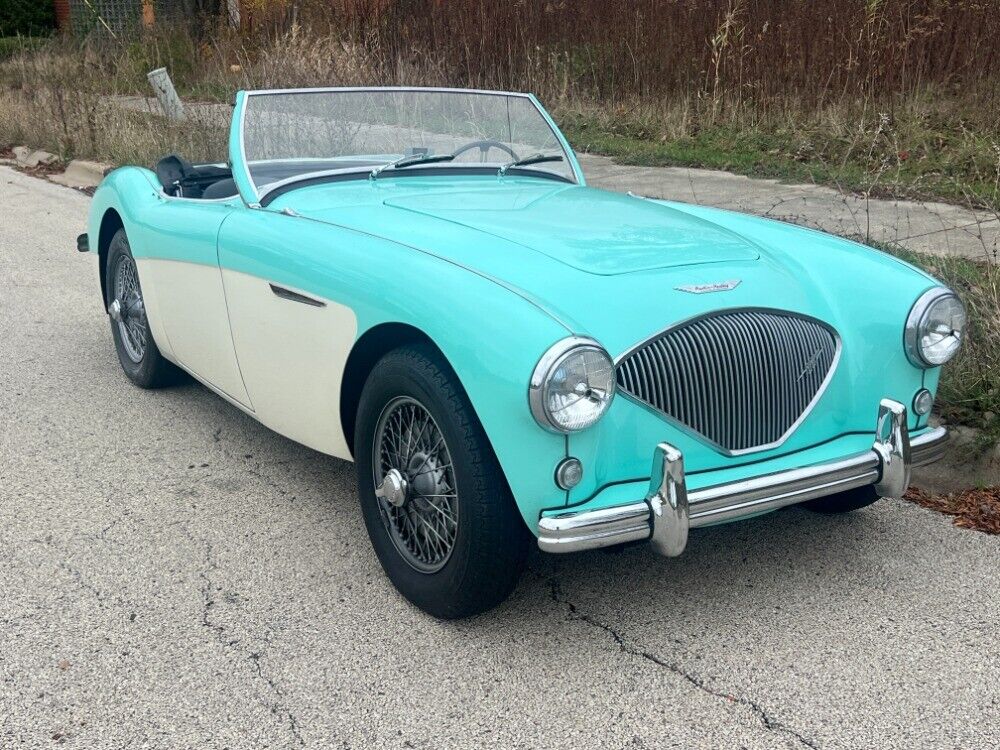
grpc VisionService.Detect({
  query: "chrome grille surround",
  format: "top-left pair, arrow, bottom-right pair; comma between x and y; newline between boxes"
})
615,309 -> 841,455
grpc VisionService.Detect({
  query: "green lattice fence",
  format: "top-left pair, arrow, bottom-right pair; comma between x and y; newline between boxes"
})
67,0 -> 202,33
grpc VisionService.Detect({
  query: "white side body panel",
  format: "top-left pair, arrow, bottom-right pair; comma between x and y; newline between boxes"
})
132,258 -> 175,362
221,269 -> 358,459
135,258 -> 254,408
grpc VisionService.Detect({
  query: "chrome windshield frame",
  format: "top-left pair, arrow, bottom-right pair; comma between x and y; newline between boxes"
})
230,86 -> 586,207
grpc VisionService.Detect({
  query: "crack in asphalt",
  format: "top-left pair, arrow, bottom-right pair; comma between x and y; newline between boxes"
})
97,508 -> 132,541
57,561 -> 105,605
248,651 -> 305,746
191,528 -> 305,747
207,426 -> 296,499
548,579 -> 819,750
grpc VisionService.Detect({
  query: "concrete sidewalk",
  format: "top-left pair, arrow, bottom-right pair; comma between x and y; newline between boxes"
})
580,154 -> 1000,261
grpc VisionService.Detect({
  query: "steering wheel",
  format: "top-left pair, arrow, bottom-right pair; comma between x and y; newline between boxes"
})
450,139 -> 519,163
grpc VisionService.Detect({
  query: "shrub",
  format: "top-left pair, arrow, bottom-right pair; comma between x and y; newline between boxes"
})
0,0 -> 56,38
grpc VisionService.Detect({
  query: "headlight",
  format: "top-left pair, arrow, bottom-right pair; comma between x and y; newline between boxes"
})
529,337 -> 615,432
905,288 -> 966,367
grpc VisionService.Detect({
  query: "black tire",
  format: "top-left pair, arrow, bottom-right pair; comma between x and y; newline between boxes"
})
105,229 -> 184,389
355,344 -> 530,619
802,485 -> 880,514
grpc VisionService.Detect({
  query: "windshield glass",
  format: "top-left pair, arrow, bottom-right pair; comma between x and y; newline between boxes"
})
239,88 -> 576,197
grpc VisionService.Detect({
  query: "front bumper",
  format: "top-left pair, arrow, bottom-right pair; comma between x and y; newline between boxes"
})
538,399 -> 948,555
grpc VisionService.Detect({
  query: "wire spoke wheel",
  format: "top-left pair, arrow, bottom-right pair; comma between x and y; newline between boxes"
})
113,255 -> 147,363
373,396 -> 459,573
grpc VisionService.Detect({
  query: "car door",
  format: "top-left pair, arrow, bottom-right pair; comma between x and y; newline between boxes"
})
215,208 -> 358,458
137,197 -> 253,408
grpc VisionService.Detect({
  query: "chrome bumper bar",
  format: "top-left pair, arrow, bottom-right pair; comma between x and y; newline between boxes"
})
538,399 -> 948,555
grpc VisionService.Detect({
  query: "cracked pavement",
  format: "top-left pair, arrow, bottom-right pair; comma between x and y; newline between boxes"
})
2,165 -> 999,748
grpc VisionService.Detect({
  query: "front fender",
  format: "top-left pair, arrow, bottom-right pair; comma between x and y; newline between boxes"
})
217,208 -> 574,530
86,166 -> 163,255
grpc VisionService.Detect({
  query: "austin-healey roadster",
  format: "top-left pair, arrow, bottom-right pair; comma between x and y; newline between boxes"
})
81,87 -> 963,617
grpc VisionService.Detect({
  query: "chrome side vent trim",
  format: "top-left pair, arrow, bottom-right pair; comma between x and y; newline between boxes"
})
616,310 -> 840,455
269,283 -> 326,307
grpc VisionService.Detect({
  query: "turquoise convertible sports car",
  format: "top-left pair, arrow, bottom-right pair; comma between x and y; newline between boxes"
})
82,87 -> 964,618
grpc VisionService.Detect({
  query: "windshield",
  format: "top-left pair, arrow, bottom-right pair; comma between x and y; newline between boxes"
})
238,88 -> 577,199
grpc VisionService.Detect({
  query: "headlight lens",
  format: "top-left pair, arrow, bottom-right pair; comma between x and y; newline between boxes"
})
530,338 -> 616,432
905,288 -> 966,367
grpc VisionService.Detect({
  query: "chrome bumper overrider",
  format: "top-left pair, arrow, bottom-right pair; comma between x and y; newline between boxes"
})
538,399 -> 948,555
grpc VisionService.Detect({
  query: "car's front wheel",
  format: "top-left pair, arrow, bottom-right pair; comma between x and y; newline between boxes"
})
355,344 -> 530,619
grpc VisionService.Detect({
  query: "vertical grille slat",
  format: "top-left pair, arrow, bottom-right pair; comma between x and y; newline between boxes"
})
616,310 -> 839,454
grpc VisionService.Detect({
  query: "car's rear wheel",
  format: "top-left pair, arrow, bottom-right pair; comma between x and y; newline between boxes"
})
802,485 -> 880,514
355,344 -> 530,619
105,228 -> 183,389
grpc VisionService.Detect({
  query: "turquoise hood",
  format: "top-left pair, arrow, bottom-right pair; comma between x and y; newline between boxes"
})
271,176 -> 932,359
380,182 -> 760,275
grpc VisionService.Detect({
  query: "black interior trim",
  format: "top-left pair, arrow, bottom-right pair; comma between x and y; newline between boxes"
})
260,166 -> 574,207
154,154 -> 234,199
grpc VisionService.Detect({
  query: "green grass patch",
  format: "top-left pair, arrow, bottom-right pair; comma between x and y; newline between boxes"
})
0,36 -> 47,61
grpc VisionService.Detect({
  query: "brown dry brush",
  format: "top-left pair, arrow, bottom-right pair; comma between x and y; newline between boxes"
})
3,1 -> 1000,160
318,0 -> 1000,113
0,32 -> 227,163
169,1 -> 1000,117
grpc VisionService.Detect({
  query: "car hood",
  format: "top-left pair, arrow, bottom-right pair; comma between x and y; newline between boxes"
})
378,183 -> 760,274
277,177 -> 932,355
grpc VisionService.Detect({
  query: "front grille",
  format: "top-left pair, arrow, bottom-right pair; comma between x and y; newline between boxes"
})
616,310 -> 839,453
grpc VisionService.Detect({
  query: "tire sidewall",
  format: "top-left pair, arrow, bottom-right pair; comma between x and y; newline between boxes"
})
355,347 -> 514,617
803,485 -> 881,513
106,230 -> 156,385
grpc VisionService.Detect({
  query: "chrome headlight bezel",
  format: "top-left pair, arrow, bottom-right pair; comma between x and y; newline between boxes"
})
904,287 -> 966,368
529,337 -> 616,433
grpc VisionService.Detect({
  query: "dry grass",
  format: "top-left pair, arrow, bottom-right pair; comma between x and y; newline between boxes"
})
2,5 -> 999,202
0,89 -> 226,165
0,37 -> 228,163
556,90 -> 1000,209
0,25 -> 449,164
307,0 -> 1000,110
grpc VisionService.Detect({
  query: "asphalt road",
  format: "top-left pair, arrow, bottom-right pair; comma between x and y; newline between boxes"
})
2,165 -> 998,749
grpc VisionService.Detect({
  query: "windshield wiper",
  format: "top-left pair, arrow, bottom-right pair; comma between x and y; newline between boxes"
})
498,153 -> 564,176
370,152 -> 456,179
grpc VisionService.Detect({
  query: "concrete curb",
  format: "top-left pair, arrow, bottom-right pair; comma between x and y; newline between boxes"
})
49,159 -> 112,189
13,146 -> 58,168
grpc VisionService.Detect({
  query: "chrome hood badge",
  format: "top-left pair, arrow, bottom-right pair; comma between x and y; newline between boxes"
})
675,279 -> 742,294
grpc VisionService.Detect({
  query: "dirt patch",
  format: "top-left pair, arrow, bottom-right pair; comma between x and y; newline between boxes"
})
18,160 -> 64,178
904,486 -> 1000,534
